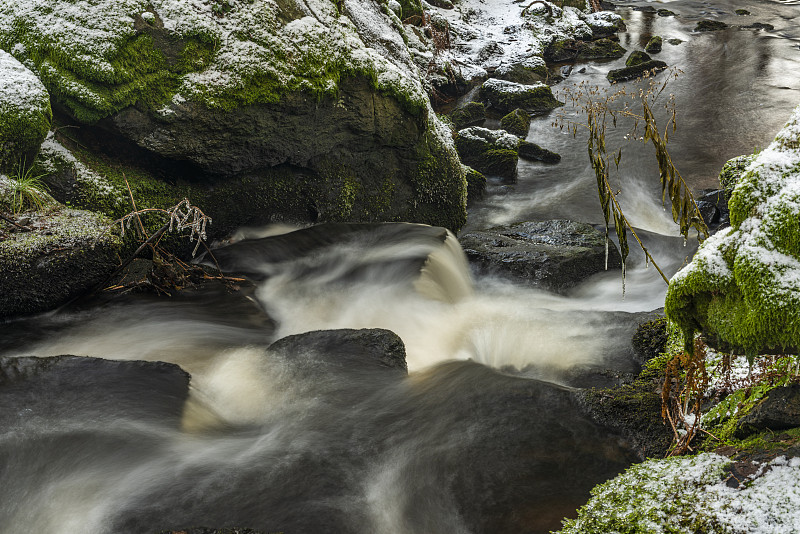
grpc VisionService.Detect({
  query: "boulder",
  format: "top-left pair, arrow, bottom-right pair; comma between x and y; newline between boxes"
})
645,36 -> 663,54
493,56 -> 548,85
455,126 -> 520,180
267,328 -> 409,376
735,9 -> 751,15
499,108 -> 531,138
607,59 -> 668,83
0,50 -> 51,173
544,38 -> 626,63
735,385 -> 800,439
0,355 -> 190,426
479,78 -> 563,114
517,140 -> 561,163
666,104 -> 800,355
1,0 -> 467,232
0,206 -> 122,318
459,220 -> 622,292
584,11 -> 627,39
450,101 -> 486,130
695,20 -> 728,31
625,50 -> 651,67
657,9 -> 675,17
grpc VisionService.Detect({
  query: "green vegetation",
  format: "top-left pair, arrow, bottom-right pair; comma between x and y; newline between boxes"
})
3,163 -> 53,214
500,108 -> 531,138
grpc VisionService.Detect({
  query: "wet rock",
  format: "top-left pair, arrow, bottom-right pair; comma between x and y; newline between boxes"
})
631,316 -> 667,365
633,5 -> 656,13
465,166 -> 486,203
517,140 -> 560,163
695,200 -> 719,227
455,126 -> 520,180
696,20 -> 728,32
160,529 -> 263,534
645,36 -> 663,54
493,56 -> 548,85
735,385 -> 800,439
0,208 -> 122,319
667,38 -> 684,46
0,355 -> 190,426
449,101 -> 486,130
742,22 -> 774,31
499,108 -> 531,138
268,328 -> 409,375
479,78 -> 563,114
735,9 -> 751,15
459,220 -> 621,292
657,9 -> 675,17
0,50 -> 51,173
543,38 -> 626,63
607,59 -> 668,83
625,50 -> 651,67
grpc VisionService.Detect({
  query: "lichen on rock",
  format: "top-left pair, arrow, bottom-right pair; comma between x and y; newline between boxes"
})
665,104 -> 800,355
0,50 -> 51,173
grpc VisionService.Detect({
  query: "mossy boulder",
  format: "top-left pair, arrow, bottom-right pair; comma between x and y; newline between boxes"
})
584,11 -> 627,39
0,50 -> 51,173
0,205 -> 122,318
499,108 -> 531,138
544,38 -> 626,63
645,36 -> 663,54
1,0 -> 467,231
607,59 -> 668,83
455,127 -> 519,180
493,57 -> 548,85
517,140 -> 560,163
736,9 -> 751,16
696,20 -> 729,31
665,105 -> 800,355
465,166 -> 486,203
625,50 -> 651,67
718,153 -> 756,199
479,78 -> 563,114
450,101 -> 486,130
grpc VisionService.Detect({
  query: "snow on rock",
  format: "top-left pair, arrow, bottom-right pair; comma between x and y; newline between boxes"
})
556,453 -> 800,534
0,49 -> 51,172
666,104 -> 800,355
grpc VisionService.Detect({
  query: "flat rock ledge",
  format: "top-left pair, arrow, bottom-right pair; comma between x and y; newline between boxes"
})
459,220 -> 621,293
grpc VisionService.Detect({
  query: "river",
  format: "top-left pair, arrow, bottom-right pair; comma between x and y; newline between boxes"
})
0,1 -> 798,532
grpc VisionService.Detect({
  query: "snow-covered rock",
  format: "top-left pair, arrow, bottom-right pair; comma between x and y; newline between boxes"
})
0,49 -> 51,173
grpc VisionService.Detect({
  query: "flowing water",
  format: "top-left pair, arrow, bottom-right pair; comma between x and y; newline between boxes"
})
1,2 -> 799,533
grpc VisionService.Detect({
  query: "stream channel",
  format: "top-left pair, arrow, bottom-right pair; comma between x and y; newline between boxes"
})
1,1 -> 799,532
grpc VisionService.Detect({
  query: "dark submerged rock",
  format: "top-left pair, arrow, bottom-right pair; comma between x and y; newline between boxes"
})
607,59 -> 668,83
517,140 -> 561,163
695,20 -> 728,32
459,220 -> 621,293
499,108 -> 531,138
0,355 -> 190,426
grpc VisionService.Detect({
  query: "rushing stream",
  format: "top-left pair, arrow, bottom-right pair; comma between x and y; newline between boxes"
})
1,1 -> 799,533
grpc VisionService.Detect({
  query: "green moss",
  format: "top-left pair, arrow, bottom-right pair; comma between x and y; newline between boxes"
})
718,154 -> 756,199
397,0 -> 424,23
450,102 -> 486,130
464,166 -> 486,203
499,108 -> 531,138
644,36 -> 662,54
625,50 -> 652,67
480,80 -> 563,114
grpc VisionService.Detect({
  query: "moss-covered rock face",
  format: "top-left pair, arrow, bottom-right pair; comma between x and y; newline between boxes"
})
665,104 -> 800,355
0,50 -> 51,173
2,0 -> 467,231
480,78 -> 563,114
0,205 -> 121,318
464,165 -> 486,203
718,153 -> 757,199
499,108 -> 530,138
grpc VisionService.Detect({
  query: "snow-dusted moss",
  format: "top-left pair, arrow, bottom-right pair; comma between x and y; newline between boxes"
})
556,453 -> 800,534
0,0 -> 429,122
665,104 -> 800,355
0,50 -> 51,172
